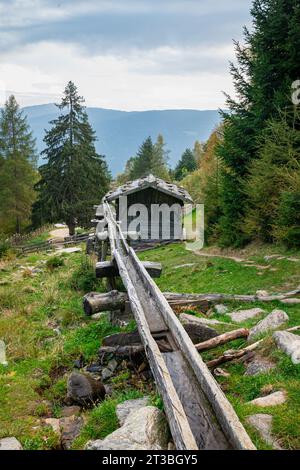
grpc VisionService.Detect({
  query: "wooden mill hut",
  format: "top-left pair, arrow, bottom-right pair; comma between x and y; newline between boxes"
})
104,174 -> 193,242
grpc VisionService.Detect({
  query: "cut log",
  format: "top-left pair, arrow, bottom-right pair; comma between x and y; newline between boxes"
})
83,291 -> 127,316
83,290 -> 127,315
96,261 -> 162,279
163,288 -> 300,303
195,329 -> 249,352
83,290 -> 211,316
206,340 -> 263,368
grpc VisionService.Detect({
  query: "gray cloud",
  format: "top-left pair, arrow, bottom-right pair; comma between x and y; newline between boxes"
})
0,0 -> 252,54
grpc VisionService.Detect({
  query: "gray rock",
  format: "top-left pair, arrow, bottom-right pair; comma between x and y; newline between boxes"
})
245,357 -> 275,376
101,368 -> 114,380
0,437 -> 23,450
180,313 -> 219,343
116,397 -> 150,426
248,391 -> 287,407
67,372 -> 106,405
85,406 -> 169,450
60,416 -> 84,450
214,304 -> 229,315
256,290 -> 269,297
44,418 -> 61,437
273,331 -> 300,364
246,414 -> 282,450
229,308 -> 264,323
248,310 -> 289,341
61,406 -> 81,417
214,368 -> 230,378
0,340 -> 8,366
107,359 -> 118,372
91,312 -> 109,320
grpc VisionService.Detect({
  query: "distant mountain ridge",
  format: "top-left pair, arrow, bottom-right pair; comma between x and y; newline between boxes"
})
22,104 -> 222,175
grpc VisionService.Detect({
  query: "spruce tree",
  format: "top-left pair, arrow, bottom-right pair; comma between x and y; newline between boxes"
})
244,108 -> 300,244
174,149 -> 196,181
217,0 -> 300,246
0,95 -> 37,234
152,134 -> 170,179
129,137 -> 155,179
34,82 -> 110,235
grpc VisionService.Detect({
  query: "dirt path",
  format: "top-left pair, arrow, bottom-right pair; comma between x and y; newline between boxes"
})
49,228 -> 70,240
194,249 -> 300,269
194,251 -> 246,263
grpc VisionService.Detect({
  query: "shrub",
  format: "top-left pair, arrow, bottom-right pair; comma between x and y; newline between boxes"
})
0,235 -> 10,259
70,255 -> 100,292
46,256 -> 65,271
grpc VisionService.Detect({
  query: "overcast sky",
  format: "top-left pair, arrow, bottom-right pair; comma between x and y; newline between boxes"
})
0,0 -> 253,110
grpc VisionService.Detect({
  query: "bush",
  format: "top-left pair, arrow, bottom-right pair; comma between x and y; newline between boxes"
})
70,255 -> 100,292
277,191 -> 300,248
46,256 -> 65,271
0,235 -> 10,259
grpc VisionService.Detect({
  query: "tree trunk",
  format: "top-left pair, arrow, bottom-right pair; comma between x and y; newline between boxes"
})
67,220 -> 76,237
195,328 -> 249,352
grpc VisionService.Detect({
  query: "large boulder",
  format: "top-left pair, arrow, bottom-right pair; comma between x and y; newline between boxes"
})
248,310 -> 289,341
228,308 -> 264,323
85,406 -> 169,450
0,340 -> 8,366
67,372 -> 106,405
246,414 -> 282,450
116,397 -> 150,426
248,391 -> 287,407
273,331 -> 300,364
179,313 -> 219,343
245,356 -> 275,376
0,437 -> 23,450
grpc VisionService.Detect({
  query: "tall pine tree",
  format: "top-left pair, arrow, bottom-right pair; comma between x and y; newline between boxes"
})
0,95 -> 37,234
174,148 -> 196,181
34,82 -> 110,235
152,134 -> 170,179
217,0 -> 300,246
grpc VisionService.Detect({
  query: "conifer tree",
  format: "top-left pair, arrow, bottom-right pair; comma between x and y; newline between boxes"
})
152,134 -> 170,179
129,137 -> 154,179
174,148 -> 196,181
34,82 -> 110,235
217,0 -> 300,246
244,108 -> 300,245
0,95 -> 37,234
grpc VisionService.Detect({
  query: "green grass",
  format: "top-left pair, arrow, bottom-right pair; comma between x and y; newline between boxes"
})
139,242 -> 300,450
1,240 -> 300,449
72,389 -> 144,449
0,249 -> 131,448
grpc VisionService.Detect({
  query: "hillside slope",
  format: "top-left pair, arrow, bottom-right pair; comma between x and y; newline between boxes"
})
23,104 -> 221,175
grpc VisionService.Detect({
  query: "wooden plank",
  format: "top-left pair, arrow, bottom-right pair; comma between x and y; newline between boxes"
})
96,260 -> 162,279
114,250 -> 198,450
128,247 -> 256,450
162,351 -> 232,450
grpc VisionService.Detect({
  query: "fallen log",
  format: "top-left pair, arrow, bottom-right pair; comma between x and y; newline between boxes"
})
164,288 -> 300,303
206,340 -> 263,369
195,328 -> 249,352
83,291 -> 127,316
83,290 -> 211,316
